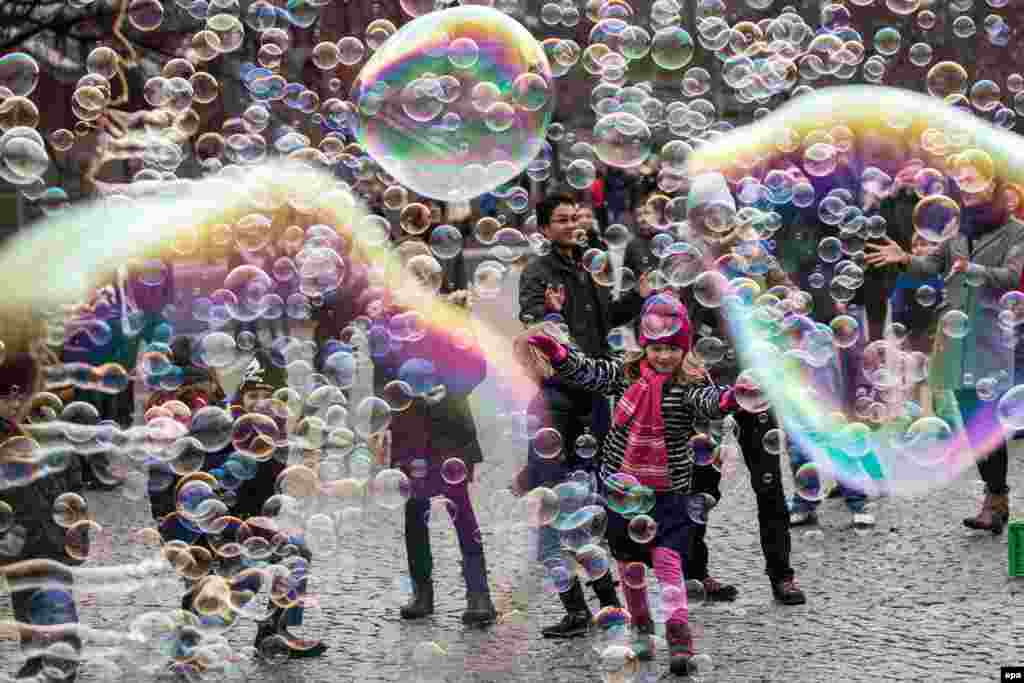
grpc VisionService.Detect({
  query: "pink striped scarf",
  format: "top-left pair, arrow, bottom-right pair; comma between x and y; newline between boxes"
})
614,360 -> 672,491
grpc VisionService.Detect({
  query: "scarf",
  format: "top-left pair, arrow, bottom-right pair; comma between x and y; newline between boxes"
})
614,359 -> 672,491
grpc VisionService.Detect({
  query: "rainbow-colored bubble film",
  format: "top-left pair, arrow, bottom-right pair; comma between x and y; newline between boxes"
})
687,85 -> 1024,496
351,6 -> 554,201
6,0 -> 1024,678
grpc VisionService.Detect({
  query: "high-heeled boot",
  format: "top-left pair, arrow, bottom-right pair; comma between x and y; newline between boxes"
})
964,492 -> 1010,534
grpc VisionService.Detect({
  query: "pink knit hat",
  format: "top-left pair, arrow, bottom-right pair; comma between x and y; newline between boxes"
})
638,293 -> 691,352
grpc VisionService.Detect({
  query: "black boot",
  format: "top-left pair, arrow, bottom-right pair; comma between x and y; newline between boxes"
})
400,579 -> 435,620
588,573 -> 621,609
463,591 -> 497,626
461,553 -> 497,626
254,610 -> 328,659
541,579 -> 592,639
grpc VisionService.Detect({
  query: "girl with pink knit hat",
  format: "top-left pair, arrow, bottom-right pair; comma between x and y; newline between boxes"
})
528,292 -> 742,676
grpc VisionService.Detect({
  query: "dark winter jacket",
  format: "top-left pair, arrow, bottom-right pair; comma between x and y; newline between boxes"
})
518,247 -> 644,359
371,314 -> 487,466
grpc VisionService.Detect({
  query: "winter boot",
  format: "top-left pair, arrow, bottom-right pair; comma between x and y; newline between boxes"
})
771,576 -> 807,605
400,579 -> 435,620
964,492 -> 1011,534
463,591 -> 498,626
461,553 -> 497,626
588,572 -> 622,609
618,562 -> 654,661
666,620 -> 695,676
541,579 -> 592,638
632,618 -> 656,662
254,607 -> 328,658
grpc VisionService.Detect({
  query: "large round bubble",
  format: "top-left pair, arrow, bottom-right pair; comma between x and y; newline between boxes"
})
350,6 -> 554,201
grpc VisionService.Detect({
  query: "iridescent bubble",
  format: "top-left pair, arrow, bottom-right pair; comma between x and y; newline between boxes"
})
908,42 -> 933,68
338,36 -> 366,66
532,427 -> 563,460
953,15 -> 976,38
65,519 -> 103,561
627,514 -> 657,544
86,46 -> 120,80
440,457 -> 467,486
915,285 -> 938,308
650,26 -> 694,70
926,61 -> 969,99
351,6 -> 554,201
52,492 -> 88,528
574,432 -> 599,460
128,0 -> 164,31
372,468 -> 411,511
873,27 -> 901,56
593,111 -> 652,168
576,543 -> 610,580
793,462 -> 824,502
940,309 -> 970,339
525,486 -> 559,526
354,396 -> 392,439
997,385 -> 1024,431
0,500 -> 12,534
0,53 -> 40,97
913,194 -> 960,243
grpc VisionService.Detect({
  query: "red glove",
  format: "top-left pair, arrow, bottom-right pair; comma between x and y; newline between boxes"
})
719,389 -> 738,412
527,335 -> 568,364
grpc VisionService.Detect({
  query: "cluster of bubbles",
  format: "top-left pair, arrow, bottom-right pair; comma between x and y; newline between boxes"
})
6,0 -> 1024,677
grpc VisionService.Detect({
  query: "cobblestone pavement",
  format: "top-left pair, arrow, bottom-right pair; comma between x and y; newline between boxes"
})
2,412 -> 1018,683
3,290 -> 1023,683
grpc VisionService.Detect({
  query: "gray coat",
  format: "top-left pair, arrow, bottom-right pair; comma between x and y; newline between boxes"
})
908,218 -> 1024,391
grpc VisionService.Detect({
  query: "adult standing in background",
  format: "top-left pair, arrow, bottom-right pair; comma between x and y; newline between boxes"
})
867,179 -> 1024,534
516,193 -> 645,637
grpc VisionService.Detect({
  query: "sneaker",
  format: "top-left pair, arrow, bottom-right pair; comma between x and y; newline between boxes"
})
702,577 -> 738,602
789,511 -> 818,527
852,512 -> 876,528
771,577 -> 807,606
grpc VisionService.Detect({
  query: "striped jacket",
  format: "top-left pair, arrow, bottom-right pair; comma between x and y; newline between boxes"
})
554,349 -> 730,495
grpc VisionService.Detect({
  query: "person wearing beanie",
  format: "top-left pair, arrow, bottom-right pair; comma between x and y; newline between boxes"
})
528,293 -> 740,676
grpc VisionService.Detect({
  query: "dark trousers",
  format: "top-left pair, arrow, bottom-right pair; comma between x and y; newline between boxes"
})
402,462 -> 488,593
955,389 -> 1010,495
689,411 -> 793,583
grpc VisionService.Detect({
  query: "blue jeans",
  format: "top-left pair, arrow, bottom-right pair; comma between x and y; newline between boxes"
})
788,436 -> 868,514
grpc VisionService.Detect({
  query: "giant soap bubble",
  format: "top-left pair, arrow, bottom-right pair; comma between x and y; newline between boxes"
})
687,85 -> 1024,497
350,6 -> 554,201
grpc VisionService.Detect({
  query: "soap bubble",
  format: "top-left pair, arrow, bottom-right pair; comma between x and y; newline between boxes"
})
351,6 -> 554,200
940,310 -> 970,339
627,514 -> 657,544
0,53 -> 40,97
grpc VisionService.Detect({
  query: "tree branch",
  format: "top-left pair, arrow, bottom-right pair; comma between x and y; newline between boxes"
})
0,10 -> 114,53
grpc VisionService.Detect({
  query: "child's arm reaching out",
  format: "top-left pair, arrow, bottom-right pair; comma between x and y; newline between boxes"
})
527,336 -> 627,397
683,382 -> 740,421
